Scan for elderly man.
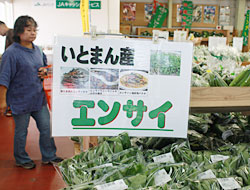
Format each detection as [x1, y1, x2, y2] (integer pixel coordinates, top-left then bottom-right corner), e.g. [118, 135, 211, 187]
[0, 21, 13, 116]
[0, 21, 14, 50]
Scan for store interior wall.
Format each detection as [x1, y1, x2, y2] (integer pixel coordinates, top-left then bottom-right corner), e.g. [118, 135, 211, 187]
[11, 0, 119, 49]
[0, 0, 13, 54]
[121, 0, 237, 27]
[12, 0, 83, 48]
[91, 0, 120, 33]
[1, 0, 250, 53]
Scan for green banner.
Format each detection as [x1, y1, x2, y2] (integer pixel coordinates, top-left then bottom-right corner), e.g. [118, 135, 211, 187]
[242, 10, 250, 46]
[56, 0, 80, 9]
[181, 1, 193, 29]
[90, 1, 101, 9]
[148, 6, 168, 28]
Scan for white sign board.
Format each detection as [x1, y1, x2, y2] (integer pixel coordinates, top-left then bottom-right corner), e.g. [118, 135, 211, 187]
[208, 37, 227, 50]
[233, 37, 243, 52]
[52, 36, 193, 137]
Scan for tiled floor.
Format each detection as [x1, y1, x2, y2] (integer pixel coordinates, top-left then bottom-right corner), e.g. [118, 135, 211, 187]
[0, 115, 74, 190]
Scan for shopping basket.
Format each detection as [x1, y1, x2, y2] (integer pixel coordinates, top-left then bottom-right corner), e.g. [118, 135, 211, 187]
[42, 65, 53, 111]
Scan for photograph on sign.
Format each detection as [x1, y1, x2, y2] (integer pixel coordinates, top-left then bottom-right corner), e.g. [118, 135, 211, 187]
[219, 6, 230, 26]
[60, 67, 89, 89]
[90, 68, 119, 90]
[52, 36, 193, 138]
[123, 3, 136, 21]
[192, 5, 202, 22]
[204, 6, 216, 24]
[176, 4, 183, 22]
[119, 69, 148, 91]
[150, 51, 181, 76]
[144, 4, 153, 21]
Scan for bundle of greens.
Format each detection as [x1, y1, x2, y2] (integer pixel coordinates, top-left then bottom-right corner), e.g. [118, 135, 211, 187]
[192, 45, 250, 87]
[188, 113, 212, 134]
[60, 129, 250, 190]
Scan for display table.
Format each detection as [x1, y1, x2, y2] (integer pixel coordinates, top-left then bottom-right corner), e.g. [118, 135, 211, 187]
[190, 87, 250, 113]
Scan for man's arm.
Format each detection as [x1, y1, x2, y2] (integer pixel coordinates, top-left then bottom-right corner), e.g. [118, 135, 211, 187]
[5, 29, 14, 50]
[0, 85, 7, 116]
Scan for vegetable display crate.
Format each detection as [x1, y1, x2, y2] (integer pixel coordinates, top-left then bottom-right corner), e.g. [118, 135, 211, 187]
[73, 142, 81, 155]
[190, 87, 250, 113]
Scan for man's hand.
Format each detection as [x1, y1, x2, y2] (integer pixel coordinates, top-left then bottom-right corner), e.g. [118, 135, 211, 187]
[0, 101, 7, 116]
[0, 85, 7, 116]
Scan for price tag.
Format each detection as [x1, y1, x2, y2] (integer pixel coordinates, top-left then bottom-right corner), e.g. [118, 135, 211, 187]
[208, 37, 227, 51]
[95, 179, 128, 190]
[197, 169, 216, 180]
[154, 169, 171, 186]
[153, 152, 175, 163]
[233, 37, 243, 52]
[210, 155, 229, 163]
[217, 178, 241, 190]
[92, 163, 113, 170]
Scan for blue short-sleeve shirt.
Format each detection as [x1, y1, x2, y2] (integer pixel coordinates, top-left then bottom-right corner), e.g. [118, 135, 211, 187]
[0, 42, 47, 115]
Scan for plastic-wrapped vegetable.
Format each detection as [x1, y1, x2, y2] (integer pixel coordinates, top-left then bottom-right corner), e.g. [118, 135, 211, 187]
[188, 130, 212, 150]
[170, 141, 196, 164]
[188, 114, 212, 134]
[229, 69, 250, 86]
[188, 179, 221, 190]
[191, 73, 209, 87]
[59, 132, 250, 189]
[214, 124, 243, 143]
[242, 185, 250, 190]
[236, 165, 250, 186]
[70, 136, 81, 143]
[203, 70, 228, 87]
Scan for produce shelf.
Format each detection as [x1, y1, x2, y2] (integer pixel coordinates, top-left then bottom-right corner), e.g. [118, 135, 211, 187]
[190, 87, 250, 113]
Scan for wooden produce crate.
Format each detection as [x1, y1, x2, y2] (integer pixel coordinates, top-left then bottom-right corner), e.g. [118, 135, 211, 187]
[189, 29, 230, 45]
[120, 25, 131, 35]
[190, 87, 250, 113]
[73, 142, 81, 155]
[136, 27, 184, 40]
[73, 136, 99, 155]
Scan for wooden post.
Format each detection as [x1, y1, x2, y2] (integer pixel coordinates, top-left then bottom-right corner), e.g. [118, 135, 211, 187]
[226, 30, 230, 45]
[235, 0, 246, 32]
[247, 28, 250, 51]
[168, 0, 173, 28]
[82, 136, 98, 151]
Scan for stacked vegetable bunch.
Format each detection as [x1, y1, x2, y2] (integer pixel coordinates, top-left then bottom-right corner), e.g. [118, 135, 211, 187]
[192, 46, 250, 87]
[61, 127, 250, 190]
